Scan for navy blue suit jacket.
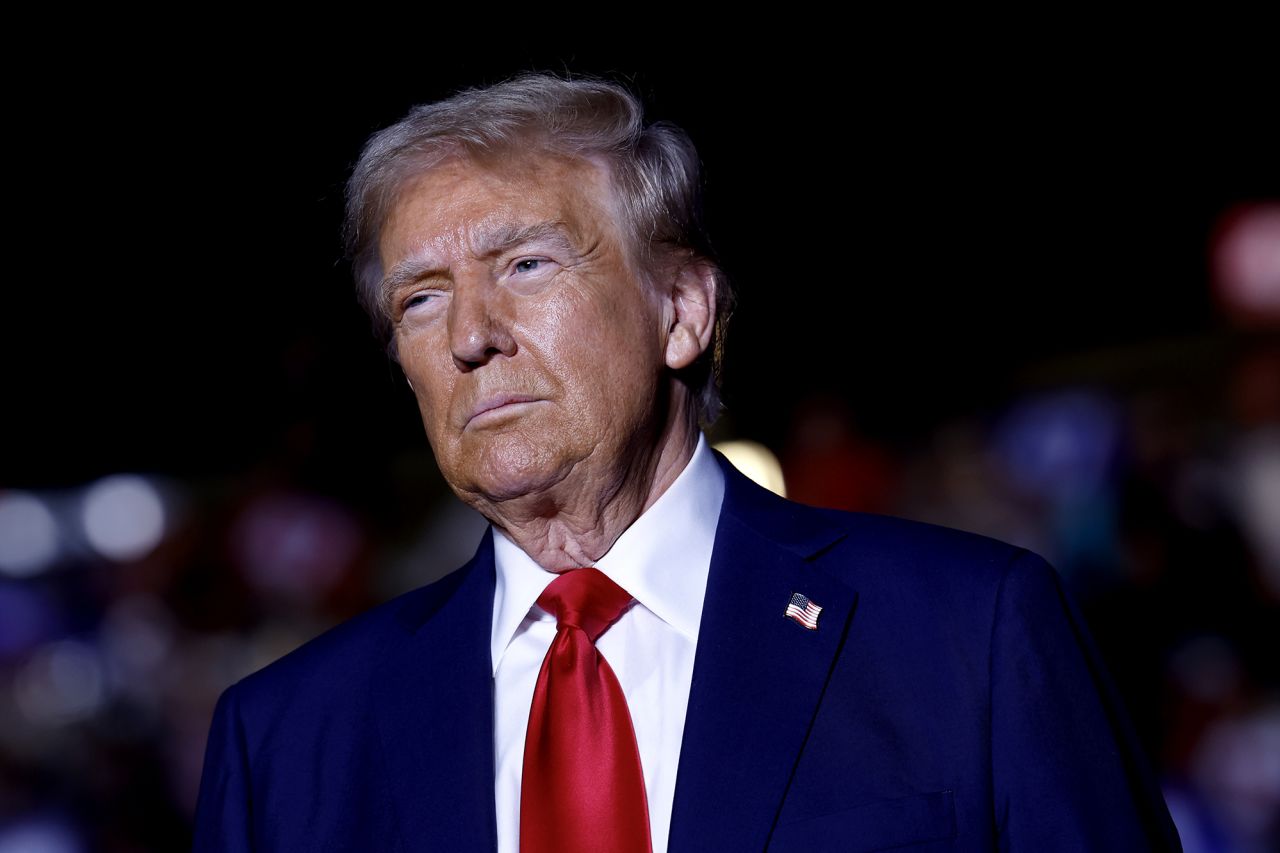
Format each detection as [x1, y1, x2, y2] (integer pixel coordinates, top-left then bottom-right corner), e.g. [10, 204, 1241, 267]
[193, 453, 1180, 851]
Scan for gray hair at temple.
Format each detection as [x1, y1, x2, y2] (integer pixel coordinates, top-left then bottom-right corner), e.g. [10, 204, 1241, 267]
[343, 72, 733, 424]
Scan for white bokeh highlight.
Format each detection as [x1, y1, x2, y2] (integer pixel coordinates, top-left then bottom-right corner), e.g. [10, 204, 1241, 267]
[81, 475, 165, 562]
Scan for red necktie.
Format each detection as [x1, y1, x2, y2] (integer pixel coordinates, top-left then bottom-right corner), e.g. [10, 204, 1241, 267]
[520, 568, 652, 853]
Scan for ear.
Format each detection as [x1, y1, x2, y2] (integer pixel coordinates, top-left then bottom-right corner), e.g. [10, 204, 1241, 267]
[663, 259, 718, 371]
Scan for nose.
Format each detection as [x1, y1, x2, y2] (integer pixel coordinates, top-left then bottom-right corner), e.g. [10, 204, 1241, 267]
[447, 274, 517, 371]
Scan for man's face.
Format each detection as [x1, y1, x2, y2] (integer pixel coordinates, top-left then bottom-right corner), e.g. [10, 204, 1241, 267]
[377, 154, 670, 506]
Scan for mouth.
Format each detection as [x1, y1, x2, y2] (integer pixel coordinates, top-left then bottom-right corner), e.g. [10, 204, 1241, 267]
[464, 394, 544, 429]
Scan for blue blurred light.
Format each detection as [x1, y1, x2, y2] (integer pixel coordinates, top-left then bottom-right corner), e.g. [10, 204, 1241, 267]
[0, 816, 85, 853]
[992, 389, 1123, 502]
[0, 582, 62, 660]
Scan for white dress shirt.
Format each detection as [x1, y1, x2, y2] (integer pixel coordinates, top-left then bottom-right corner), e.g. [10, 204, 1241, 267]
[491, 433, 725, 853]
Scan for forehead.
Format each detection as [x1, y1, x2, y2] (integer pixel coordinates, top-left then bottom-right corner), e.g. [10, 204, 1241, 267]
[378, 152, 623, 262]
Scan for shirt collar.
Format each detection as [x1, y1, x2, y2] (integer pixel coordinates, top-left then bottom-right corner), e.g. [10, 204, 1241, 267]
[490, 433, 725, 675]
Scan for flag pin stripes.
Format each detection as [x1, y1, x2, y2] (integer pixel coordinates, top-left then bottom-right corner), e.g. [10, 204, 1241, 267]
[784, 592, 822, 630]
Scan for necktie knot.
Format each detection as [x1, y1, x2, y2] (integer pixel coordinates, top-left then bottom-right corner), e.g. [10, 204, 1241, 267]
[540, 563, 634, 637]
[537, 567, 634, 644]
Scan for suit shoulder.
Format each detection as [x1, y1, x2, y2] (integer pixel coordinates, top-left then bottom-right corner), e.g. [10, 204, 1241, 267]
[791, 504, 1067, 657]
[832, 506, 1027, 563]
[798, 500, 1042, 595]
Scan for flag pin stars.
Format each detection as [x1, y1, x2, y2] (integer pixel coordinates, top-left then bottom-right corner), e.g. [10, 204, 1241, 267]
[784, 592, 822, 630]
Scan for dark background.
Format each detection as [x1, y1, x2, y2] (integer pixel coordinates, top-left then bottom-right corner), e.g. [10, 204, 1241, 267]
[2, 43, 1277, 851]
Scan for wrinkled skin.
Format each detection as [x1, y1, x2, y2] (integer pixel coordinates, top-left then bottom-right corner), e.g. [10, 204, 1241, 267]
[377, 153, 716, 570]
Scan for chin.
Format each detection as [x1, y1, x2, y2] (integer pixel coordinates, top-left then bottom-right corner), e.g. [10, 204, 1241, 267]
[449, 438, 579, 504]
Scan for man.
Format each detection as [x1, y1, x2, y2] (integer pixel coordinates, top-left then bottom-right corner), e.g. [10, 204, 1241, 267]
[193, 74, 1181, 851]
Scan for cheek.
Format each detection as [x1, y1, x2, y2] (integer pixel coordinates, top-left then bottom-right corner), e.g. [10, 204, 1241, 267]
[398, 340, 456, 423]
[545, 292, 663, 413]
[538, 278, 659, 360]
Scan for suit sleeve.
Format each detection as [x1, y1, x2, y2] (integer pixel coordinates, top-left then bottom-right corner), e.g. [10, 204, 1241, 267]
[990, 550, 1182, 852]
[192, 682, 255, 853]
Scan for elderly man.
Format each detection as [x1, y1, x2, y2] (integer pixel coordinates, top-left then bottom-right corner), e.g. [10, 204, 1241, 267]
[193, 74, 1181, 852]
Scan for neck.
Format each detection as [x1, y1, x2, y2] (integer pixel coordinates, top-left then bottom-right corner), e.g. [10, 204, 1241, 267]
[475, 401, 700, 571]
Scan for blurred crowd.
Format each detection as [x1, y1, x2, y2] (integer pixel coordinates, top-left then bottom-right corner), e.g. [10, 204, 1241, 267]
[2, 206, 1277, 852]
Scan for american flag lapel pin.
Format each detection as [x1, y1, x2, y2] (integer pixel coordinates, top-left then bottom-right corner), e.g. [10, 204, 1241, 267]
[784, 592, 822, 630]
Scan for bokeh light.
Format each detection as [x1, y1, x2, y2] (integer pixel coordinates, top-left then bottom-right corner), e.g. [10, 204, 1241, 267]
[80, 475, 166, 563]
[1213, 202, 1280, 323]
[0, 583, 62, 660]
[991, 390, 1123, 502]
[1230, 427, 1280, 597]
[13, 639, 108, 726]
[229, 492, 362, 604]
[0, 818, 85, 853]
[0, 491, 59, 577]
[713, 440, 787, 496]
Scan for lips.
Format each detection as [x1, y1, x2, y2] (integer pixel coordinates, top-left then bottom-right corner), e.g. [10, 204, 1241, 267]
[464, 393, 543, 428]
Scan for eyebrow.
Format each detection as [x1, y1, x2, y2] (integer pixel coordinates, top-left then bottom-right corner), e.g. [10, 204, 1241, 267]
[378, 220, 578, 314]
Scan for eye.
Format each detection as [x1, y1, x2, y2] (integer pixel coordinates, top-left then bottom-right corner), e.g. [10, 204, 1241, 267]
[503, 256, 559, 295]
[400, 290, 445, 317]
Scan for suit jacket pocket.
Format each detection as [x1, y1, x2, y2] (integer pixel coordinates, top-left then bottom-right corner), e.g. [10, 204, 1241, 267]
[769, 789, 955, 852]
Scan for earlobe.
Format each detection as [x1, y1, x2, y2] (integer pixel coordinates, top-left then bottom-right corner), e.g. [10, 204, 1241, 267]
[663, 260, 717, 371]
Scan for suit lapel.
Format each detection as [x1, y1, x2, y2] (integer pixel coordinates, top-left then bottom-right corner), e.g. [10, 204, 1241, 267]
[371, 529, 498, 853]
[668, 455, 859, 852]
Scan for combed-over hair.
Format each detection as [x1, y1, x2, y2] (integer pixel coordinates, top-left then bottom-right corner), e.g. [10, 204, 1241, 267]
[343, 72, 733, 423]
